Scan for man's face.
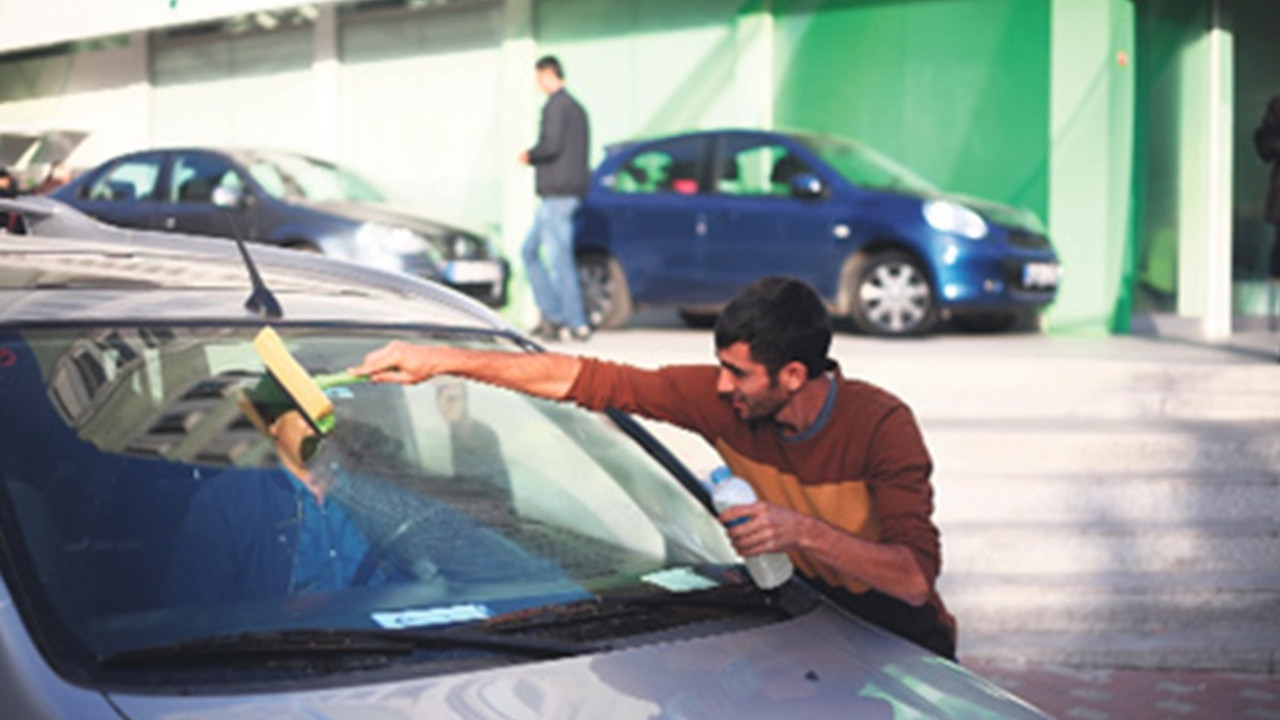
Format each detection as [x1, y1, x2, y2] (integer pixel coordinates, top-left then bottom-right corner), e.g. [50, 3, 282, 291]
[535, 67, 559, 95]
[435, 381, 468, 424]
[715, 342, 794, 422]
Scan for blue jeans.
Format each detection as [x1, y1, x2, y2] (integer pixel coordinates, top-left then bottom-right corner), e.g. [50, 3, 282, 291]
[522, 196, 587, 329]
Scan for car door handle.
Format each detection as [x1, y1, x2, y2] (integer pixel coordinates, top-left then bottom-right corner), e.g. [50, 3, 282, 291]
[164, 216, 177, 230]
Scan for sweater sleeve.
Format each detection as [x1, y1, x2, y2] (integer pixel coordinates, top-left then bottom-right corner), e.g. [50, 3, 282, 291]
[565, 358, 727, 440]
[865, 405, 941, 584]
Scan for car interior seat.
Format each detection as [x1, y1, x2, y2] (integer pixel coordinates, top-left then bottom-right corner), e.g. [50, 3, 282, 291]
[105, 180, 136, 202]
[661, 160, 700, 195]
[178, 177, 217, 204]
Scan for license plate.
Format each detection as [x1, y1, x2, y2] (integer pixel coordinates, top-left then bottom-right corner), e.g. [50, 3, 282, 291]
[1022, 262, 1060, 289]
[445, 260, 503, 285]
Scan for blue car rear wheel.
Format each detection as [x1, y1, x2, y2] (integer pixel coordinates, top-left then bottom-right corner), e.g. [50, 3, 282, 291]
[577, 252, 633, 329]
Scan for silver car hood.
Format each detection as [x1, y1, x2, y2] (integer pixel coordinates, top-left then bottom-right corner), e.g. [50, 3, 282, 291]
[107, 605, 1049, 720]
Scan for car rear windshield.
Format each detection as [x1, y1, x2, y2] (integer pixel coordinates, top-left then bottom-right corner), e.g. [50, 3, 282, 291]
[0, 324, 748, 685]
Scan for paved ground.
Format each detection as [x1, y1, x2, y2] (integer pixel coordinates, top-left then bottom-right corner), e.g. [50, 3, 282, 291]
[561, 310, 1280, 719]
[966, 659, 1280, 720]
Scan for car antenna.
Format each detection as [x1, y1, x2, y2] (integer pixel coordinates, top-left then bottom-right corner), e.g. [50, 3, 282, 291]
[236, 237, 282, 318]
[218, 187, 282, 318]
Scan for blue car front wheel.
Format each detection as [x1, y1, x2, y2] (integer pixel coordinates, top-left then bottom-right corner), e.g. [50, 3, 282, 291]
[847, 251, 938, 337]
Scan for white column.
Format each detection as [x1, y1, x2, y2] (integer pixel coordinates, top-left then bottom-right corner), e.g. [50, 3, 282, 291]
[1176, 0, 1233, 339]
[499, 0, 539, 327]
[312, 4, 340, 159]
[1203, 0, 1234, 338]
[733, 2, 774, 130]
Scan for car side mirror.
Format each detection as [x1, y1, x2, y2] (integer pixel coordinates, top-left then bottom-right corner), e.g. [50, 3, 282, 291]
[212, 185, 245, 209]
[790, 173, 825, 199]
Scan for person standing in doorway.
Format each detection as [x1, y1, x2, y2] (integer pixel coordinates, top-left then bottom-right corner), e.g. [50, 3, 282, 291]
[519, 55, 592, 342]
[1254, 93, 1280, 359]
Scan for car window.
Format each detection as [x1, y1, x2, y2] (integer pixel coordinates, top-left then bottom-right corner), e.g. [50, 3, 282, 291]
[610, 137, 707, 195]
[714, 138, 814, 198]
[798, 135, 938, 194]
[0, 325, 746, 685]
[82, 155, 163, 202]
[168, 152, 243, 205]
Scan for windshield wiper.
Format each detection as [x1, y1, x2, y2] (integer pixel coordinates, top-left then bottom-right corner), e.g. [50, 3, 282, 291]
[604, 579, 816, 617]
[482, 581, 815, 641]
[100, 626, 596, 668]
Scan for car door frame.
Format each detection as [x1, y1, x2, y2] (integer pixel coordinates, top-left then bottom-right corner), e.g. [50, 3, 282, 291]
[592, 134, 716, 305]
[697, 132, 852, 302]
[154, 150, 259, 243]
[66, 151, 169, 231]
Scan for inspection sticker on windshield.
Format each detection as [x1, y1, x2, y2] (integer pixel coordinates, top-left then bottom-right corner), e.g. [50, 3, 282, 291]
[372, 604, 492, 629]
[641, 567, 720, 593]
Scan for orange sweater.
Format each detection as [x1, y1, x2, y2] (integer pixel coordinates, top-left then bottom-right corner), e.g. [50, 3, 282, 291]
[567, 358, 956, 657]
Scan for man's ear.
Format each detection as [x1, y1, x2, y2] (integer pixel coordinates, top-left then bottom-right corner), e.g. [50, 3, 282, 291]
[778, 361, 808, 392]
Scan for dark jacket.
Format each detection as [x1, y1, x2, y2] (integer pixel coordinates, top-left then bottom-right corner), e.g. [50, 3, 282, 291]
[528, 89, 590, 198]
[1254, 94, 1280, 226]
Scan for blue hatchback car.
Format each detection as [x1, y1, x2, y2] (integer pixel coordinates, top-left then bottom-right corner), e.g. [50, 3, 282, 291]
[574, 129, 1061, 336]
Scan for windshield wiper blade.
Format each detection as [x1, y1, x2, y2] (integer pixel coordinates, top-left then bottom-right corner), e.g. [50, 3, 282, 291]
[100, 626, 595, 668]
[606, 580, 814, 618]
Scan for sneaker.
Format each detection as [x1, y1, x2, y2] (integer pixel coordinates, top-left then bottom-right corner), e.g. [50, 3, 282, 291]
[564, 325, 592, 342]
[530, 320, 561, 341]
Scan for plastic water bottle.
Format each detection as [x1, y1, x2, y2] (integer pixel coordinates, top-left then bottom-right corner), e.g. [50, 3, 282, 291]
[707, 466, 794, 590]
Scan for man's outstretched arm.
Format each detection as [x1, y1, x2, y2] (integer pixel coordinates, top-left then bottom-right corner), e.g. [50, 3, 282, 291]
[349, 342, 584, 400]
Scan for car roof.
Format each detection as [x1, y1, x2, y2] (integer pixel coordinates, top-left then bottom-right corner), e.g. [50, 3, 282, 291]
[0, 197, 516, 331]
[76, 145, 330, 168]
[603, 128, 800, 155]
[602, 128, 873, 157]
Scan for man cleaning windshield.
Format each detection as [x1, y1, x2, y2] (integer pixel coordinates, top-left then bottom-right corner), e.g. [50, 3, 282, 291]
[350, 276, 956, 659]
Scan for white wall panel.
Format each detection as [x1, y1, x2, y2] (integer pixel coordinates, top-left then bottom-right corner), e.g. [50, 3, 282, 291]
[150, 28, 314, 151]
[338, 3, 504, 233]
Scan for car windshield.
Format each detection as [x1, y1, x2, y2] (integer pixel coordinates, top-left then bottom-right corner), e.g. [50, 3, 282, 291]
[797, 135, 938, 195]
[247, 152, 389, 204]
[0, 324, 753, 683]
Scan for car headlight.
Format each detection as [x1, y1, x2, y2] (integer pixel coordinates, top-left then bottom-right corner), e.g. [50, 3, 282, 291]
[923, 199, 989, 240]
[449, 234, 487, 260]
[351, 222, 445, 273]
[356, 222, 428, 254]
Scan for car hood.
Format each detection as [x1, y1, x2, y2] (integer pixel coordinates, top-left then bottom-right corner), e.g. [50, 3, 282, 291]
[304, 199, 487, 245]
[944, 193, 1046, 234]
[106, 605, 1049, 720]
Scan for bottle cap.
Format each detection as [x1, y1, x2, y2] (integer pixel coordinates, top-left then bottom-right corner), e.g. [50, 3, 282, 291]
[709, 466, 732, 485]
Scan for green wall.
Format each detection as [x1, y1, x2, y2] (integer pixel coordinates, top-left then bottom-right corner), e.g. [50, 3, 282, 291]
[773, 0, 1051, 221]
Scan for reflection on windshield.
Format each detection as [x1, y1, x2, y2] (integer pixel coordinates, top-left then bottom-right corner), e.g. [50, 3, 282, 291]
[798, 135, 937, 195]
[248, 152, 388, 204]
[0, 325, 743, 680]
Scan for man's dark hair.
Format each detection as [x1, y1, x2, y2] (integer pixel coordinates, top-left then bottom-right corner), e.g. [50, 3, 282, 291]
[714, 276, 832, 379]
[535, 55, 563, 79]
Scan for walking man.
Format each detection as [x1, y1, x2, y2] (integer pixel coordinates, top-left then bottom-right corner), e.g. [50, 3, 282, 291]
[350, 276, 957, 659]
[519, 55, 592, 342]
